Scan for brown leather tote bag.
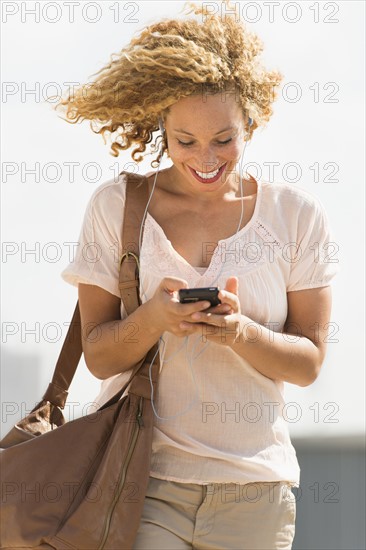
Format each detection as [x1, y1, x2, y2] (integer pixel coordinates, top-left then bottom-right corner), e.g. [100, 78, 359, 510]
[0, 171, 159, 550]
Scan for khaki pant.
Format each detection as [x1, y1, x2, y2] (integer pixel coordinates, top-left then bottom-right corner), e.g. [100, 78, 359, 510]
[133, 476, 296, 550]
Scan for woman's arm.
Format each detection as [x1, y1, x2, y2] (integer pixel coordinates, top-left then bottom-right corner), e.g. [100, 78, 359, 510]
[78, 278, 229, 380]
[78, 283, 162, 380]
[179, 278, 333, 387]
[230, 286, 332, 387]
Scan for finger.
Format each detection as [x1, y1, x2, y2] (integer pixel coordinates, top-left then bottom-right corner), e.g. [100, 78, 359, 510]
[179, 320, 202, 333]
[180, 321, 221, 341]
[224, 276, 239, 295]
[205, 302, 232, 315]
[161, 277, 189, 294]
[217, 289, 239, 310]
[175, 300, 212, 315]
[189, 311, 224, 326]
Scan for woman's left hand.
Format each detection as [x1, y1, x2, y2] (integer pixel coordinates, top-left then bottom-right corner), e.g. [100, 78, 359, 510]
[179, 276, 245, 346]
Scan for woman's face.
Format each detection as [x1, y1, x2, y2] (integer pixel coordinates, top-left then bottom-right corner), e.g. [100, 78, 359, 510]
[164, 92, 248, 195]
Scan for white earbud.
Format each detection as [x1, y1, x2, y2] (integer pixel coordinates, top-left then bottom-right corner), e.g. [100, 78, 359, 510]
[158, 117, 165, 135]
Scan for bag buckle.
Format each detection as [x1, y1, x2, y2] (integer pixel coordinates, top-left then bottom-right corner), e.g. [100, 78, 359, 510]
[120, 251, 140, 270]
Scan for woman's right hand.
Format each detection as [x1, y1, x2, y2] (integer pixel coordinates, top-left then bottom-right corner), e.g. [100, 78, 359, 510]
[146, 277, 230, 338]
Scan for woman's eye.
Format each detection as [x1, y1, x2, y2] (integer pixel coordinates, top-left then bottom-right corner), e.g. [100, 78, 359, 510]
[177, 138, 232, 147]
[177, 140, 194, 147]
[218, 138, 232, 145]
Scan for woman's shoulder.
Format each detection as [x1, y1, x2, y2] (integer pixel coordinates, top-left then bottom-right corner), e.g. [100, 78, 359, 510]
[87, 170, 147, 213]
[258, 180, 329, 241]
[259, 179, 327, 224]
[260, 179, 322, 208]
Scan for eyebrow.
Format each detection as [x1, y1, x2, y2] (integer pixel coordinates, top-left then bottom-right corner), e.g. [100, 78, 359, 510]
[173, 126, 234, 136]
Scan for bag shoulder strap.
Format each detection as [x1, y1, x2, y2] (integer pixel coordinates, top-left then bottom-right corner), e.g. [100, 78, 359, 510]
[118, 170, 149, 314]
[42, 170, 154, 409]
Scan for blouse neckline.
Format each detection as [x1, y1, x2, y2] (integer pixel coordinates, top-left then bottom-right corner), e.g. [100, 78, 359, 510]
[143, 174, 263, 278]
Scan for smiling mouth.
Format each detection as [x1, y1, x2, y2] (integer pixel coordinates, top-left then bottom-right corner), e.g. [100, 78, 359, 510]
[189, 163, 227, 183]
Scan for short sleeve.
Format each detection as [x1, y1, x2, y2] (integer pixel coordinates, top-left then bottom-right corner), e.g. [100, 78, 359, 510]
[286, 198, 340, 292]
[61, 177, 127, 304]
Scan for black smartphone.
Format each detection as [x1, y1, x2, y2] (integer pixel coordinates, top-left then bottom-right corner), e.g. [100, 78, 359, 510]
[179, 287, 221, 307]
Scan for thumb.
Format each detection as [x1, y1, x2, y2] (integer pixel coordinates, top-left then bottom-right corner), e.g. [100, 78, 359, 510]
[160, 276, 189, 294]
[224, 276, 239, 296]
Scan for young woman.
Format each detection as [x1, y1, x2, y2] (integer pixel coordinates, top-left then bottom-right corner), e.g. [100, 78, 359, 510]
[59, 1, 339, 548]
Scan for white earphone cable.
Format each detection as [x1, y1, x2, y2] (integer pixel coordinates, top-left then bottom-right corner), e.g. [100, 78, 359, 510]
[136, 122, 251, 420]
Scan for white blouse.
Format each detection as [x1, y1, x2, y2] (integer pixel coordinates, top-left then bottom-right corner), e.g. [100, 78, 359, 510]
[61, 171, 340, 486]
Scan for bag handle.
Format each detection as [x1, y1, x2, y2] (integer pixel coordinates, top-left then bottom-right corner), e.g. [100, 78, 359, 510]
[42, 171, 158, 409]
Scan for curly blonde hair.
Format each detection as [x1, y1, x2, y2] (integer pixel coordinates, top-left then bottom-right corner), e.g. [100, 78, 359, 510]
[54, 0, 282, 168]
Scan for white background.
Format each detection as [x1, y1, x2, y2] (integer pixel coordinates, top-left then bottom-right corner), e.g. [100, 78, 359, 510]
[1, 1, 365, 438]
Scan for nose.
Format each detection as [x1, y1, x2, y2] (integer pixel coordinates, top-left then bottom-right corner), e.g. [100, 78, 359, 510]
[194, 146, 219, 172]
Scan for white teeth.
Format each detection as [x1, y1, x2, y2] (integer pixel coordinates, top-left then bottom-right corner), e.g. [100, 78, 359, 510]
[194, 167, 221, 179]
